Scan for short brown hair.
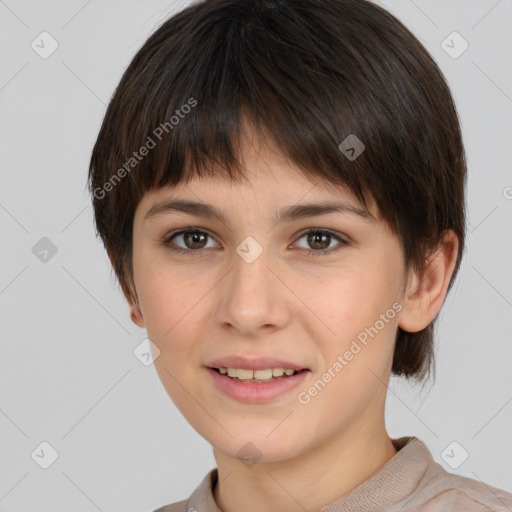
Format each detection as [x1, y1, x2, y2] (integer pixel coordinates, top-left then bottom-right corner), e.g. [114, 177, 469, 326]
[88, 0, 467, 383]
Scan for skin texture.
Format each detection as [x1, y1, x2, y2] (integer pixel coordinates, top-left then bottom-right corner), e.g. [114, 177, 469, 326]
[125, 129, 459, 512]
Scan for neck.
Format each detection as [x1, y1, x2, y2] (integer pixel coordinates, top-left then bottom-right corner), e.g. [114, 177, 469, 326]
[213, 420, 398, 512]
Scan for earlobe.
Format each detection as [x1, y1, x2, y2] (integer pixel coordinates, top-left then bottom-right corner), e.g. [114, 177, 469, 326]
[121, 281, 146, 328]
[119, 273, 145, 327]
[129, 299, 146, 327]
[398, 230, 459, 333]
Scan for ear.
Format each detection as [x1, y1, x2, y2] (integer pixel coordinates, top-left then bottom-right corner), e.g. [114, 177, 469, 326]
[122, 284, 145, 328]
[107, 247, 146, 328]
[119, 275, 145, 329]
[128, 296, 146, 328]
[398, 230, 459, 332]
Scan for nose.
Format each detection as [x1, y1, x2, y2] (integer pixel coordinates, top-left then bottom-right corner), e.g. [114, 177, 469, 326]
[213, 240, 291, 336]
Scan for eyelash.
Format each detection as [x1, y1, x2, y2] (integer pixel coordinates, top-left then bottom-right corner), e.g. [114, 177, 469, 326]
[162, 227, 348, 257]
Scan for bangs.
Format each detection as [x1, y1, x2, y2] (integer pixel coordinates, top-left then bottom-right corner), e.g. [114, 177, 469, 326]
[105, 0, 394, 212]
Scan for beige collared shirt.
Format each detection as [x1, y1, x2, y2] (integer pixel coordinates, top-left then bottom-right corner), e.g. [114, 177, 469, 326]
[153, 436, 512, 511]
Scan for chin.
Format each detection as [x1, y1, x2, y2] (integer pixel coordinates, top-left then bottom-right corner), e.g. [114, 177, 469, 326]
[209, 427, 310, 465]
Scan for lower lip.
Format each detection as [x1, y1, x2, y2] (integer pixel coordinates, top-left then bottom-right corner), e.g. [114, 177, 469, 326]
[206, 367, 310, 403]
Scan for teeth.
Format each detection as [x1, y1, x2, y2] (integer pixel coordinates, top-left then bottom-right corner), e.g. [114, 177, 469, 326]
[239, 368, 257, 379]
[217, 367, 299, 381]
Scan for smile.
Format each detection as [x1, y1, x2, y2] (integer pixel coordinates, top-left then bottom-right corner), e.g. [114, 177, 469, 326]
[216, 367, 298, 382]
[207, 367, 310, 403]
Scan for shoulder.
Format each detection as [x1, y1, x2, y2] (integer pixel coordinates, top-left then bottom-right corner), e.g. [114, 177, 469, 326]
[384, 437, 512, 512]
[432, 473, 512, 511]
[152, 498, 189, 512]
[151, 467, 219, 512]
[406, 461, 512, 511]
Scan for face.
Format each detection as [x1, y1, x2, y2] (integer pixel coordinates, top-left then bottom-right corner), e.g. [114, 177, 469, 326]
[130, 133, 410, 463]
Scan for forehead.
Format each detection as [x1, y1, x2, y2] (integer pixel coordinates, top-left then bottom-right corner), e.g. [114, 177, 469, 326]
[138, 173, 379, 233]
[137, 127, 379, 221]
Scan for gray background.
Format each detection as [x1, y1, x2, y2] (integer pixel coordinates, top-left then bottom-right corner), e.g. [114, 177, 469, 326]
[0, 0, 511, 511]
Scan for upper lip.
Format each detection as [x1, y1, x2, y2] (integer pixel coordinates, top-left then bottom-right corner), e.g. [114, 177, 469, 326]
[206, 356, 309, 371]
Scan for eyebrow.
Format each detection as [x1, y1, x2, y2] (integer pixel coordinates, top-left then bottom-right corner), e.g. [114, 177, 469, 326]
[144, 199, 374, 225]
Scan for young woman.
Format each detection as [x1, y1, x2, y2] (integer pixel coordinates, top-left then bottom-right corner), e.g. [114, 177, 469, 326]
[88, 0, 512, 510]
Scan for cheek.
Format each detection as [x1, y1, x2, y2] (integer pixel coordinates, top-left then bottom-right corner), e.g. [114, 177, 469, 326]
[294, 265, 398, 371]
[137, 263, 206, 403]
[135, 256, 207, 342]
[293, 266, 384, 335]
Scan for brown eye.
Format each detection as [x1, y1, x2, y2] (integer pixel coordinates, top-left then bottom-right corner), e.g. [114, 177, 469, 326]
[164, 229, 219, 254]
[306, 231, 331, 251]
[294, 229, 347, 256]
[182, 231, 208, 249]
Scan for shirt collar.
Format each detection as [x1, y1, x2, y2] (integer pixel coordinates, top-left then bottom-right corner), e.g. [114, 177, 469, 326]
[186, 436, 432, 512]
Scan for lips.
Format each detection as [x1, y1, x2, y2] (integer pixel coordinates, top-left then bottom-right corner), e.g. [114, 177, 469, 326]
[205, 355, 308, 371]
[206, 366, 310, 403]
